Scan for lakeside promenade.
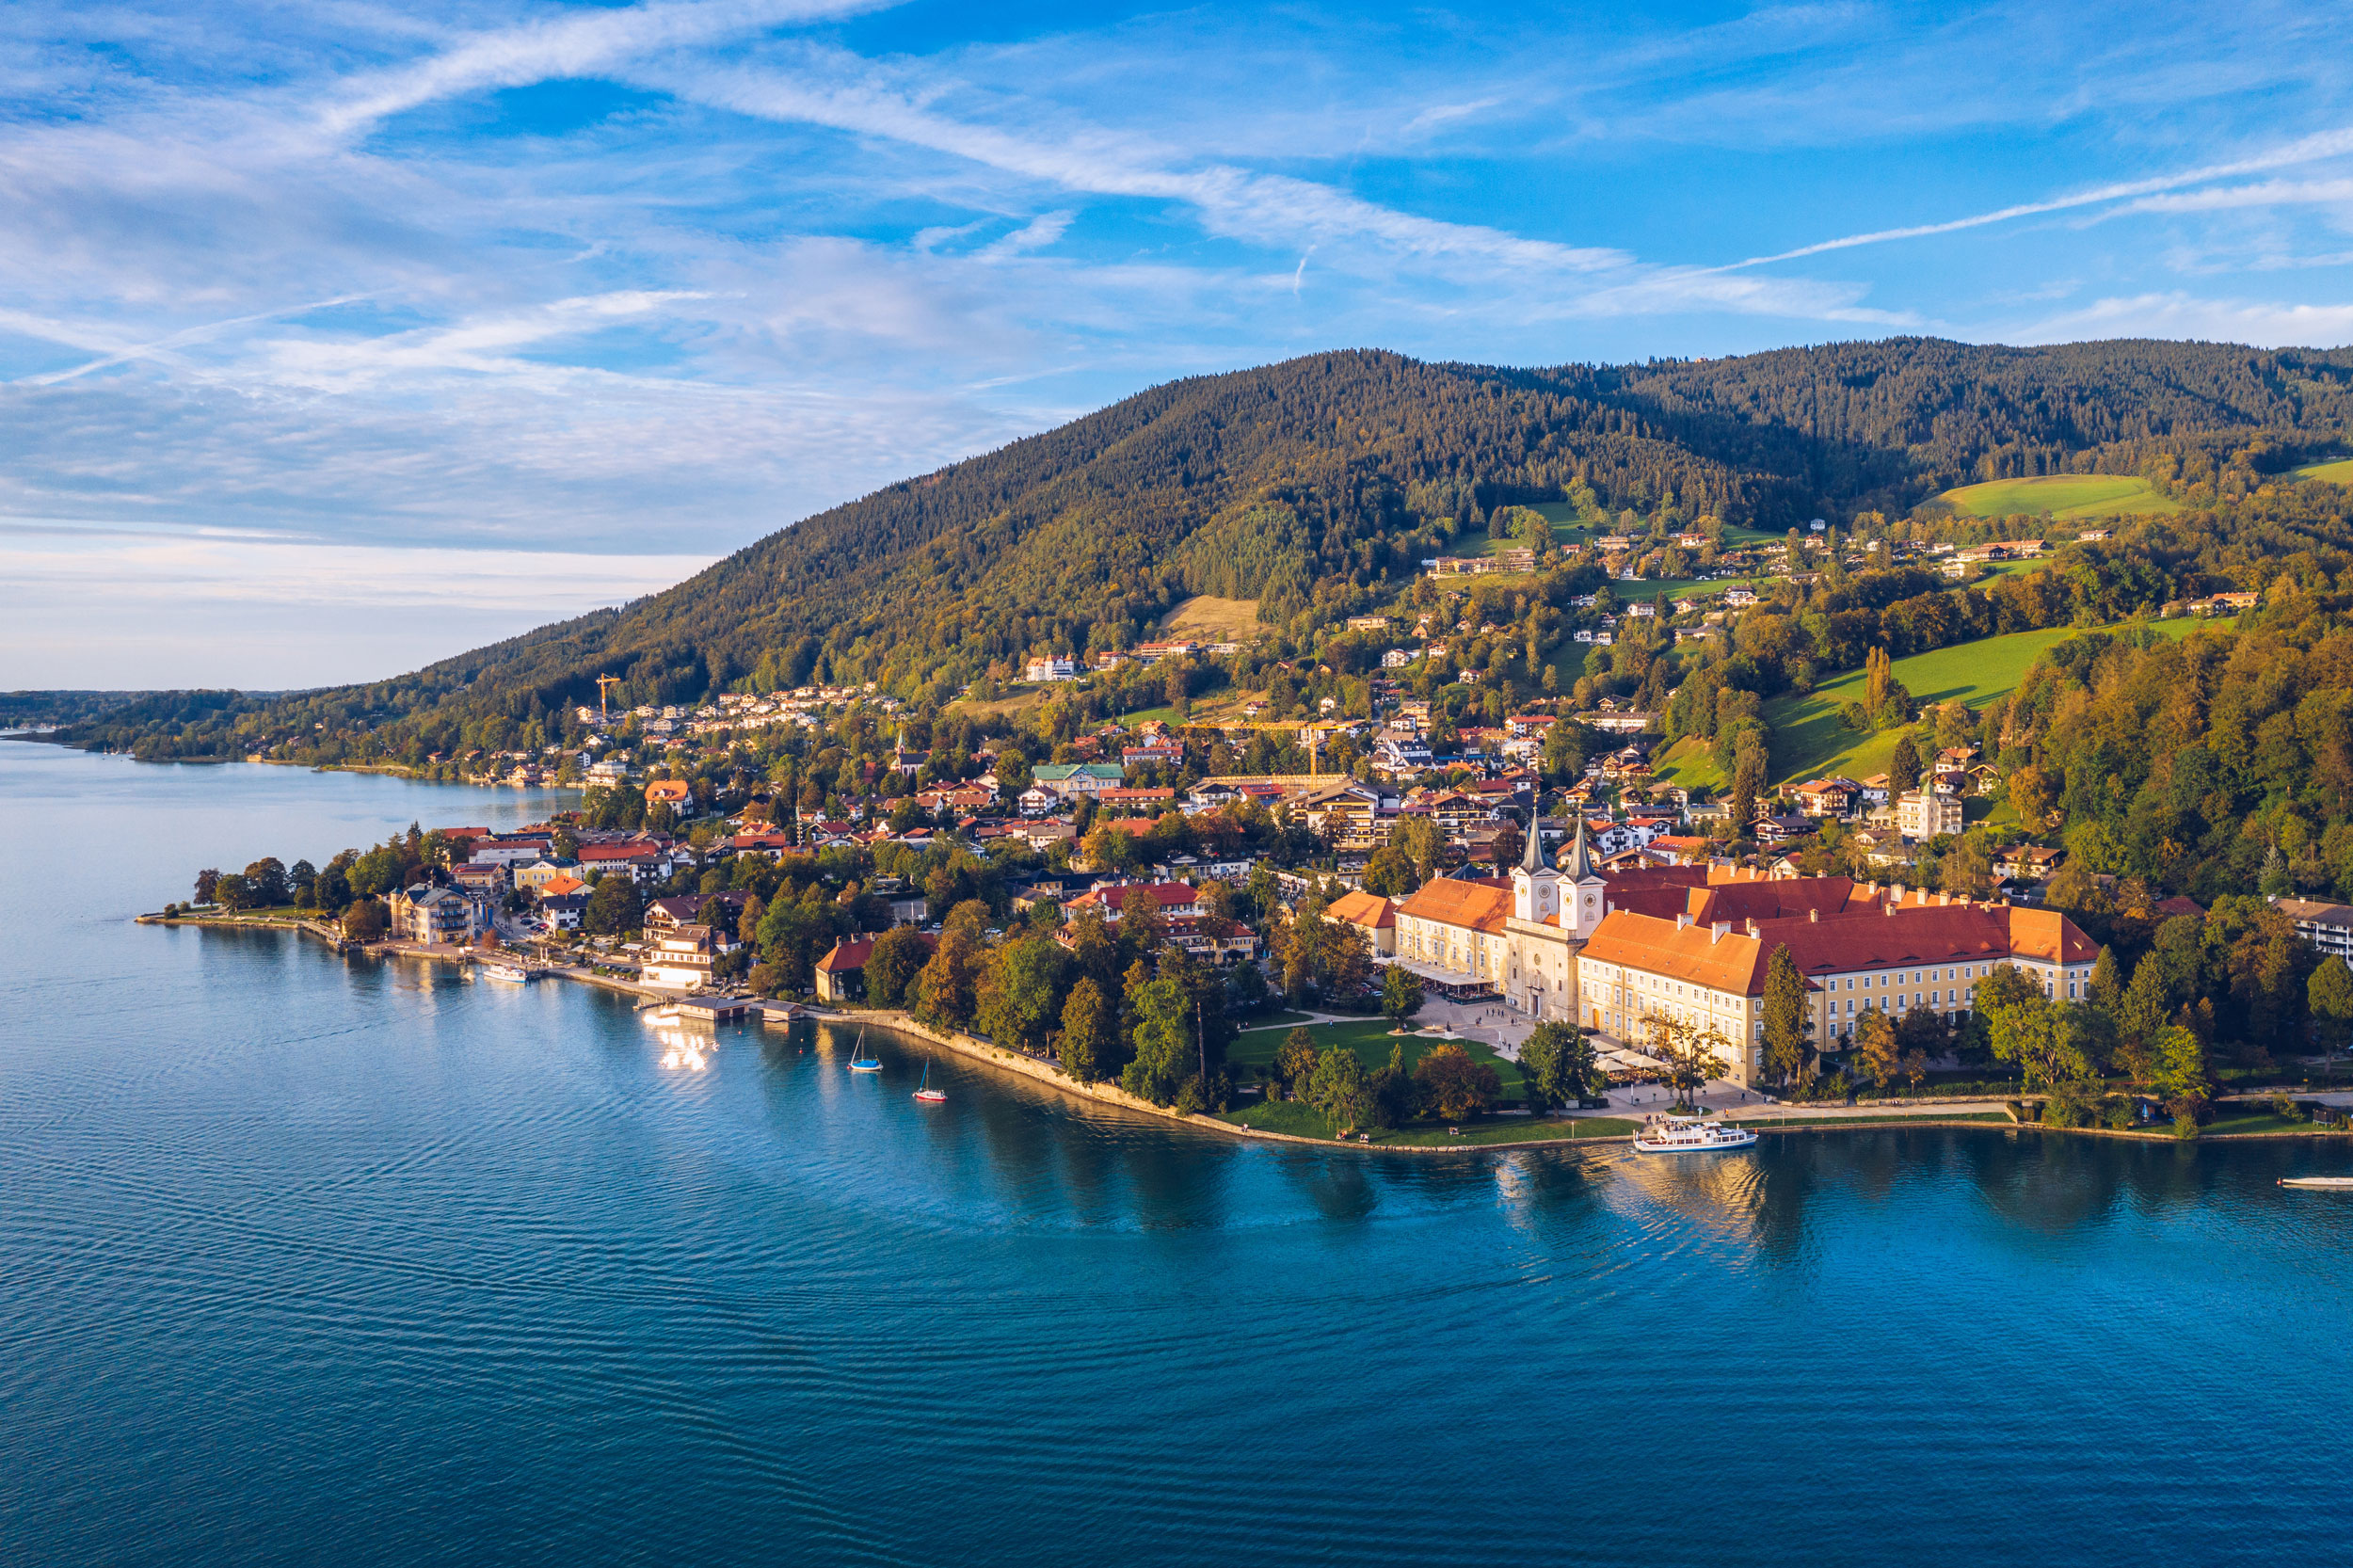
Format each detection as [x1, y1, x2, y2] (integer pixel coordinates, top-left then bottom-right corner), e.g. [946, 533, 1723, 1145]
[139, 909, 2353, 1150]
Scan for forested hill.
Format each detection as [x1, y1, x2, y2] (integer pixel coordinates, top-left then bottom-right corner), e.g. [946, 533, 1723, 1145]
[65, 337, 2353, 758]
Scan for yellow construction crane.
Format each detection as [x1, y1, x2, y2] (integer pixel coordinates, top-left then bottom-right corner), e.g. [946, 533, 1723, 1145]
[595, 675, 624, 721]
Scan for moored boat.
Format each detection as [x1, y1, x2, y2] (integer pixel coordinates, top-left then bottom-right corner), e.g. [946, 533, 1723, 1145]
[1631, 1114, 1758, 1153]
[479, 959, 530, 984]
[848, 1029, 882, 1072]
[913, 1062, 945, 1102]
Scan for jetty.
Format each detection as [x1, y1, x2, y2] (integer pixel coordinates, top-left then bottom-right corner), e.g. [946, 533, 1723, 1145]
[2280, 1176, 2353, 1189]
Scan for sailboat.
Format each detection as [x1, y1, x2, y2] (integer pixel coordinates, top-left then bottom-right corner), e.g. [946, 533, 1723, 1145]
[847, 1029, 883, 1072]
[912, 1062, 946, 1103]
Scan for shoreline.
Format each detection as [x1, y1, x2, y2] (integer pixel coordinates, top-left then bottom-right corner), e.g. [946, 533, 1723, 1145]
[138, 914, 2353, 1151]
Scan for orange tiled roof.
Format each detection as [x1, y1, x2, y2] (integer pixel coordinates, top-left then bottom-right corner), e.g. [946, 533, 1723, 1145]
[1586, 900, 2098, 994]
[1582, 913, 1768, 992]
[1396, 875, 1513, 935]
[1324, 889, 1396, 930]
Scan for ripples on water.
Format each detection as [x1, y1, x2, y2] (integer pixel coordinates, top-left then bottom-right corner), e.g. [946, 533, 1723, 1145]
[3, 744, 2350, 1567]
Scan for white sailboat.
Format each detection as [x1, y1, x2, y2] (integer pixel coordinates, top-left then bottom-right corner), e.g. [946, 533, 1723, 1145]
[912, 1062, 945, 1102]
[848, 1030, 882, 1072]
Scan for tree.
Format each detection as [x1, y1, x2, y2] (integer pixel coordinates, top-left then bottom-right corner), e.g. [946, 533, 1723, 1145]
[975, 936, 1068, 1055]
[1275, 1027, 1321, 1098]
[584, 875, 641, 936]
[1389, 814, 1445, 887]
[1520, 1020, 1595, 1112]
[1116, 884, 1168, 952]
[1380, 964, 1425, 1024]
[1307, 1047, 1369, 1132]
[1731, 748, 1766, 835]
[1888, 734, 1923, 793]
[2007, 764, 2057, 827]
[2311, 957, 2353, 1058]
[2150, 1023, 2211, 1121]
[1120, 974, 1194, 1106]
[194, 868, 221, 905]
[342, 898, 389, 941]
[1057, 975, 1116, 1081]
[1490, 820, 1525, 870]
[1762, 944, 1810, 1083]
[241, 857, 290, 907]
[1640, 1016, 1733, 1110]
[2114, 953, 2172, 1082]
[1365, 1044, 1412, 1130]
[913, 929, 983, 1031]
[1978, 968, 2098, 1091]
[1853, 1006, 1900, 1092]
[1413, 1043, 1500, 1120]
[2088, 946, 2122, 1011]
[865, 926, 929, 1008]
[213, 872, 255, 911]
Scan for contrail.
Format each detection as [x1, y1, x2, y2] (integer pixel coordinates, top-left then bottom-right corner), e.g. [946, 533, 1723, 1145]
[1720, 124, 2353, 269]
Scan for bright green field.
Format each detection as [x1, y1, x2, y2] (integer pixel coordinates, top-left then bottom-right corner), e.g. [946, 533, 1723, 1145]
[2294, 457, 2353, 484]
[1936, 474, 2180, 520]
[1225, 1017, 1525, 1098]
[1764, 621, 2200, 785]
[1648, 735, 1725, 792]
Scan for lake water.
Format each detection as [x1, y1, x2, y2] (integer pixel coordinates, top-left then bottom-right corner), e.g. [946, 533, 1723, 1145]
[4, 741, 2350, 1567]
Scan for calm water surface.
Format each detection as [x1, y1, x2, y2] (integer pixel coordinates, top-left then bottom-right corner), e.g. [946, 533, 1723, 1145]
[3, 742, 2349, 1566]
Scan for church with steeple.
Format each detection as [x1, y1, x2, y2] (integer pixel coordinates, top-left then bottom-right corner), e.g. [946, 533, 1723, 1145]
[1388, 815, 1614, 1023]
[1501, 816, 1608, 1020]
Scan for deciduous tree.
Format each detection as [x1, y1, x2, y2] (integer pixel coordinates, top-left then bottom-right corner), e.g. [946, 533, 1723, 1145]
[1057, 975, 1116, 1081]
[1413, 1043, 1500, 1120]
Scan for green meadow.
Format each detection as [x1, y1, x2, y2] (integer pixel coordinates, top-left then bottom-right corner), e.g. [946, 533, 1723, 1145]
[2293, 456, 2353, 484]
[1936, 474, 2180, 520]
[1226, 1017, 1525, 1099]
[1763, 621, 2201, 785]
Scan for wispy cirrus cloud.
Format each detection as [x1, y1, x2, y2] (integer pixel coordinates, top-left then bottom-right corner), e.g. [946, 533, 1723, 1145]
[2, 0, 2352, 686]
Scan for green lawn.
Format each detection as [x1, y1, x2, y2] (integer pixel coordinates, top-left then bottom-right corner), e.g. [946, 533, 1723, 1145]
[1238, 1010, 1317, 1031]
[1225, 1017, 1525, 1098]
[1218, 1099, 1637, 1144]
[2199, 1109, 2338, 1138]
[2293, 456, 2353, 484]
[1763, 621, 2200, 785]
[1936, 474, 2182, 520]
[1648, 735, 1725, 792]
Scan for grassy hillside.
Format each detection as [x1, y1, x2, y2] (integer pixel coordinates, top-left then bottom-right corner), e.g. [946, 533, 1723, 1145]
[1158, 596, 1263, 641]
[1936, 473, 2181, 520]
[1649, 735, 1726, 792]
[1765, 621, 2200, 784]
[2294, 456, 2353, 483]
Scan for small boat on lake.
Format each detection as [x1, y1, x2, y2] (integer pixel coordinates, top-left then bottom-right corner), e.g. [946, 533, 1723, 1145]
[2280, 1176, 2353, 1189]
[1632, 1115, 1758, 1154]
[913, 1063, 945, 1103]
[848, 1030, 882, 1072]
[479, 960, 530, 984]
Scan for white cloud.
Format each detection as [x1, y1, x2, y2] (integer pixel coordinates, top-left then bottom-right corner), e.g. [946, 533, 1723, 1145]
[2005, 291, 2353, 346]
[0, 527, 717, 688]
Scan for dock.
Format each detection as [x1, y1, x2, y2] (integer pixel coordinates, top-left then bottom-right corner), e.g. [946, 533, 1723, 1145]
[2280, 1176, 2353, 1189]
[670, 994, 762, 1023]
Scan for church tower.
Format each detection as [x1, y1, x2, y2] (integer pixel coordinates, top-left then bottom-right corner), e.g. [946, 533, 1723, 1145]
[1512, 814, 1561, 923]
[1561, 814, 1609, 939]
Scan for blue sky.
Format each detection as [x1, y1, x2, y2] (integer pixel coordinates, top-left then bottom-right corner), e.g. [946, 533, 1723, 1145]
[6, 0, 2353, 687]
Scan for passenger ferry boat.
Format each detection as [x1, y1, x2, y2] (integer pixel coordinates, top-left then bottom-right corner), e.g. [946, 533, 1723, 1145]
[1631, 1114, 1758, 1153]
[479, 960, 531, 984]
